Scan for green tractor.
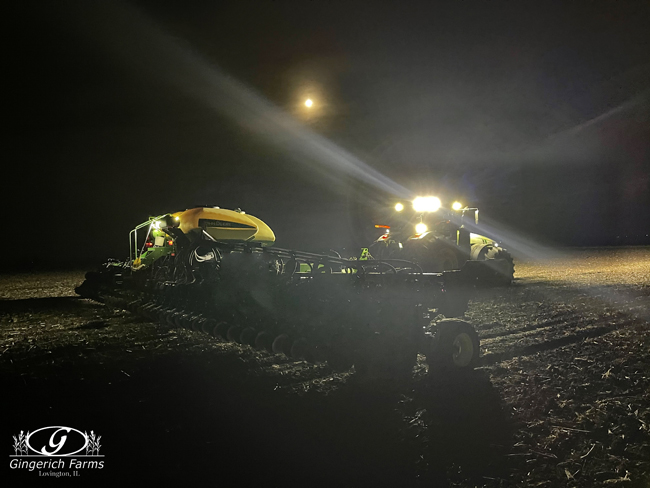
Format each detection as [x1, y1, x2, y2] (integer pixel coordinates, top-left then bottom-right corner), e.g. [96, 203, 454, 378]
[367, 196, 515, 285]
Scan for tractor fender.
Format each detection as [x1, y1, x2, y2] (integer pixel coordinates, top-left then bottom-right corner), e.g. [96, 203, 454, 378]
[470, 243, 493, 261]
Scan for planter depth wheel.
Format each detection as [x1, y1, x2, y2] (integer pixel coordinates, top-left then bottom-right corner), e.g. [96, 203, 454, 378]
[430, 319, 480, 372]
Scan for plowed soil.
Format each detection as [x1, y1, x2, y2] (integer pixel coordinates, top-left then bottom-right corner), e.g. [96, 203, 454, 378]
[2, 247, 649, 487]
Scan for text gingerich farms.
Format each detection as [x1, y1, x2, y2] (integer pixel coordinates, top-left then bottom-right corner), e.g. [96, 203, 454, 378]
[10, 458, 105, 471]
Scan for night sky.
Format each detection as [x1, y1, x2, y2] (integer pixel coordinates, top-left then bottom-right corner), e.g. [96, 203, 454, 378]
[6, 0, 650, 270]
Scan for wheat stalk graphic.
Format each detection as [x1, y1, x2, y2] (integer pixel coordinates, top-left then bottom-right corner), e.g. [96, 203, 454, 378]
[12, 431, 28, 455]
[84, 431, 102, 455]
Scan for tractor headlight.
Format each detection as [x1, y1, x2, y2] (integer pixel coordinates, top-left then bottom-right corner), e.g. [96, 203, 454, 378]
[394, 202, 404, 212]
[413, 196, 441, 212]
[452, 201, 463, 211]
[415, 222, 428, 234]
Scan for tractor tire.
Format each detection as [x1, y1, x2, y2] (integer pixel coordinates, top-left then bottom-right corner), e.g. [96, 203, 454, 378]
[428, 319, 479, 373]
[483, 247, 515, 286]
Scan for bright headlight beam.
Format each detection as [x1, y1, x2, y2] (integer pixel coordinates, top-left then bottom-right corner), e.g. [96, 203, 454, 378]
[452, 201, 463, 211]
[415, 222, 428, 234]
[413, 196, 441, 212]
[395, 202, 404, 212]
[75, 2, 412, 199]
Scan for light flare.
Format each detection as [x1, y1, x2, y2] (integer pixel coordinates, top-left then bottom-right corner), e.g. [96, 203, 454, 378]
[413, 196, 441, 213]
[72, 2, 412, 199]
[415, 222, 428, 234]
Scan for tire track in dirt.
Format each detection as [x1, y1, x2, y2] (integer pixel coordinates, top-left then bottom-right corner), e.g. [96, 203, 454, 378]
[479, 316, 643, 365]
[478, 310, 582, 340]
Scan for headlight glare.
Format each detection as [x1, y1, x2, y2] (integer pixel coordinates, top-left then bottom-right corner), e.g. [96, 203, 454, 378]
[413, 196, 441, 212]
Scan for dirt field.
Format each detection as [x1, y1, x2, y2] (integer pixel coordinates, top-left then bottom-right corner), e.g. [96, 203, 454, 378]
[2, 247, 649, 486]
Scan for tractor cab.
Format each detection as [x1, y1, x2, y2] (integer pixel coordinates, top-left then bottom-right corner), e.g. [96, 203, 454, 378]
[132, 220, 176, 268]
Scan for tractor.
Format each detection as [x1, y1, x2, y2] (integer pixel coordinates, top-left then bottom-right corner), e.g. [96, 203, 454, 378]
[367, 196, 515, 285]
